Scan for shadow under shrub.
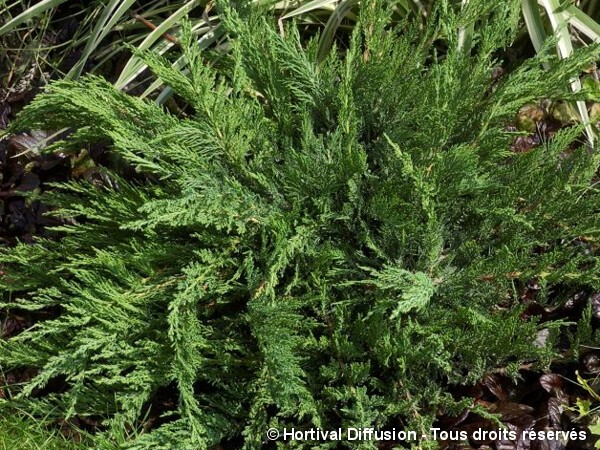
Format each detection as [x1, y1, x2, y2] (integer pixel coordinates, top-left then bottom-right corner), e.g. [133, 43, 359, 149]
[1, 0, 600, 448]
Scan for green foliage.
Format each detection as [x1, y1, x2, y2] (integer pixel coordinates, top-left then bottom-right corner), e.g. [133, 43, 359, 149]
[2, 1, 600, 448]
[590, 418, 600, 449]
[0, 414, 87, 450]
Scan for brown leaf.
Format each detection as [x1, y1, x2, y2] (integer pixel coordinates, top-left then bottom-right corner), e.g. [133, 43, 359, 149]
[16, 172, 40, 191]
[0, 314, 28, 338]
[590, 293, 600, 319]
[0, 102, 9, 129]
[521, 303, 542, 320]
[9, 130, 49, 155]
[540, 374, 564, 394]
[582, 352, 600, 374]
[547, 398, 563, 429]
[484, 374, 511, 401]
[488, 401, 534, 422]
[512, 135, 540, 153]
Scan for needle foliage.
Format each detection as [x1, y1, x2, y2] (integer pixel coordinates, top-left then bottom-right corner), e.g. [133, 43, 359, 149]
[2, 0, 600, 448]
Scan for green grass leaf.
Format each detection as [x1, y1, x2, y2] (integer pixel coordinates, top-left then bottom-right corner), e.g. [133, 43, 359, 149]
[0, 0, 68, 36]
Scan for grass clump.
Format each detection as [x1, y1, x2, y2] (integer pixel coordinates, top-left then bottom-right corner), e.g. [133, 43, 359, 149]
[1, 0, 600, 448]
[0, 414, 85, 450]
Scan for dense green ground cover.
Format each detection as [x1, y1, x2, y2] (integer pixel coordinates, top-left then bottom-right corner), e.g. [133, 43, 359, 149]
[1, 0, 600, 449]
[0, 415, 85, 450]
